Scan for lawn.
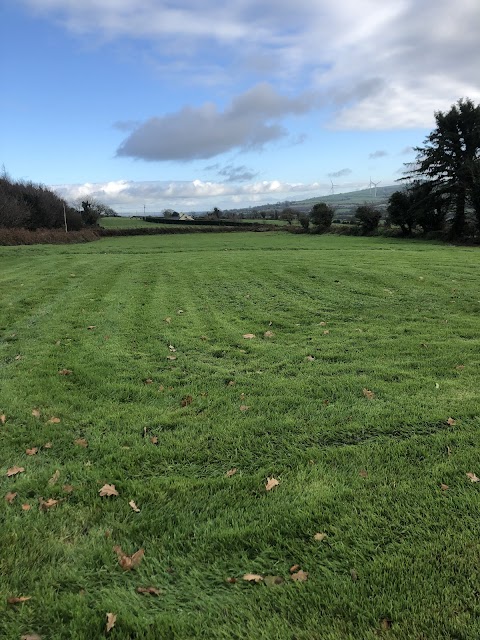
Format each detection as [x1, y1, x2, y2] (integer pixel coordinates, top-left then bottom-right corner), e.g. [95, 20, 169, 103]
[1, 233, 479, 639]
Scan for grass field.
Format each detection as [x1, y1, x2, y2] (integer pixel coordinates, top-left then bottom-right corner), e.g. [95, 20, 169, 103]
[1, 233, 479, 639]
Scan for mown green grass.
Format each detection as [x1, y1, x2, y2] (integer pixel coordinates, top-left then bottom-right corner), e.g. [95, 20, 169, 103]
[1, 233, 479, 640]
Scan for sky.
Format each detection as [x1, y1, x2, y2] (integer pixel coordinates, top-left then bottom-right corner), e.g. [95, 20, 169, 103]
[2, 1, 480, 214]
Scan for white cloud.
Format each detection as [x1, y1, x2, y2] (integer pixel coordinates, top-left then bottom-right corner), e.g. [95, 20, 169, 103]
[20, 0, 480, 131]
[53, 177, 359, 212]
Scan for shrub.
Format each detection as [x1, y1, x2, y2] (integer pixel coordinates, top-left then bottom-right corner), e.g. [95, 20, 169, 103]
[310, 202, 335, 231]
[354, 204, 382, 234]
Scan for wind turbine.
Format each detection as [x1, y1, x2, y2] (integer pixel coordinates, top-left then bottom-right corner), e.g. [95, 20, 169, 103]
[330, 180, 339, 195]
[369, 177, 381, 197]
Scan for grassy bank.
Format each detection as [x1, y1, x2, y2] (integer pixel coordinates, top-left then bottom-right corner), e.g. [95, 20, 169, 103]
[1, 233, 479, 639]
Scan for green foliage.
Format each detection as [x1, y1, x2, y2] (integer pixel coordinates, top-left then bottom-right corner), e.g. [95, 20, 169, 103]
[298, 213, 310, 230]
[387, 183, 449, 235]
[354, 204, 382, 233]
[407, 97, 480, 237]
[310, 202, 335, 230]
[279, 207, 295, 224]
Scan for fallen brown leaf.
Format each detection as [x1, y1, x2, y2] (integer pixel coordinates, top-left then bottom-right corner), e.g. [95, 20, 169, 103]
[323, 330, 330, 335]
[265, 477, 279, 491]
[144, 378, 153, 384]
[114, 546, 144, 571]
[87, 325, 96, 330]
[226, 468, 237, 477]
[168, 344, 176, 352]
[21, 635, 41, 640]
[106, 612, 117, 634]
[289, 564, 300, 573]
[226, 577, 237, 584]
[446, 417, 456, 426]
[48, 470, 60, 486]
[167, 355, 177, 361]
[63, 484, 74, 493]
[362, 388, 375, 400]
[242, 573, 263, 583]
[26, 448, 38, 456]
[129, 500, 141, 513]
[313, 532, 327, 542]
[39, 497, 60, 511]
[242, 333, 255, 339]
[58, 369, 73, 376]
[32, 409, 41, 418]
[239, 405, 250, 412]
[359, 469, 368, 478]
[466, 472, 480, 483]
[7, 596, 31, 605]
[380, 618, 392, 630]
[181, 395, 193, 407]
[291, 569, 308, 582]
[165, 316, 171, 324]
[440, 483, 449, 491]
[74, 438, 88, 448]
[306, 355, 315, 361]
[6, 466, 24, 477]
[350, 568, 358, 582]
[43, 442, 52, 449]
[264, 331, 275, 338]
[22, 504, 32, 511]
[5, 491, 17, 504]
[0, 414, 6, 424]
[48, 417, 61, 424]
[136, 586, 162, 596]
[455, 364, 465, 370]
[227, 380, 236, 386]
[99, 484, 119, 497]
[150, 436, 158, 444]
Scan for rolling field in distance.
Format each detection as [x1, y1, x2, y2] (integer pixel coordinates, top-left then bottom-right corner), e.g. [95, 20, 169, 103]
[1, 233, 479, 639]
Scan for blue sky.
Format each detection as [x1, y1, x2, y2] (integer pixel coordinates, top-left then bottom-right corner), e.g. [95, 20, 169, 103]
[2, 0, 479, 213]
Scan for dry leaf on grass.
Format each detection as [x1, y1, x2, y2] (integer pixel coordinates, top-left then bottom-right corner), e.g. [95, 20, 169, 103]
[314, 532, 327, 542]
[43, 442, 52, 449]
[32, 409, 41, 418]
[129, 500, 140, 513]
[26, 448, 38, 456]
[5, 491, 17, 504]
[105, 612, 117, 633]
[264, 331, 275, 338]
[48, 417, 61, 424]
[63, 485, 74, 493]
[7, 596, 31, 605]
[136, 586, 162, 596]
[21, 635, 41, 640]
[22, 504, 32, 511]
[440, 483, 449, 491]
[7, 466, 24, 477]
[167, 355, 177, 361]
[113, 546, 144, 571]
[290, 569, 308, 582]
[466, 472, 480, 483]
[39, 498, 60, 511]
[168, 345, 176, 352]
[380, 618, 392, 630]
[150, 436, 158, 444]
[226, 468, 237, 477]
[289, 564, 300, 573]
[323, 330, 330, 335]
[362, 388, 375, 400]
[446, 417, 456, 426]
[48, 470, 60, 486]
[306, 355, 315, 361]
[242, 334, 255, 339]
[74, 438, 88, 448]
[181, 395, 193, 407]
[239, 405, 250, 412]
[58, 369, 73, 376]
[0, 414, 6, 424]
[242, 573, 263, 583]
[359, 469, 368, 478]
[99, 484, 119, 497]
[144, 378, 153, 385]
[265, 477, 279, 491]
[165, 317, 171, 324]
[87, 325, 96, 330]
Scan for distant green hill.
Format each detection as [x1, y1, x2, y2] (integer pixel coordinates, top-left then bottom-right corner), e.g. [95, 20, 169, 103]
[289, 184, 402, 219]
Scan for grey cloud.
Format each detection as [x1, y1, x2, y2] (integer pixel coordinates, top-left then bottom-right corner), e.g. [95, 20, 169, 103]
[399, 146, 414, 155]
[369, 150, 388, 159]
[217, 164, 259, 183]
[116, 83, 314, 161]
[327, 168, 352, 178]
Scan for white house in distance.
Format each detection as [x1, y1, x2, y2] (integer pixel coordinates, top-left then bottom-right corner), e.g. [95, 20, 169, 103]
[179, 213, 195, 221]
